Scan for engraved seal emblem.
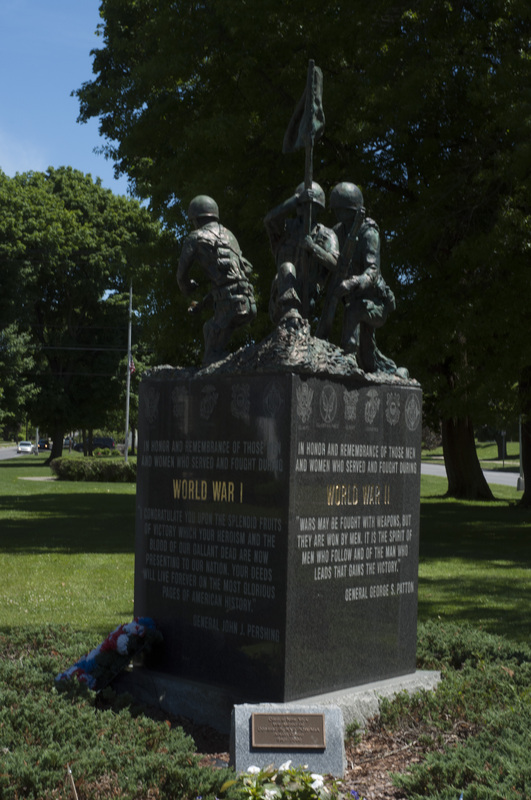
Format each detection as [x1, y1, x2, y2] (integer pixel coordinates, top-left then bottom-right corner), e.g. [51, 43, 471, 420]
[200, 385, 218, 420]
[344, 389, 359, 422]
[231, 383, 250, 422]
[171, 386, 188, 426]
[263, 382, 284, 417]
[296, 382, 313, 423]
[385, 393, 400, 426]
[144, 386, 160, 424]
[405, 393, 421, 431]
[364, 389, 381, 426]
[320, 384, 338, 424]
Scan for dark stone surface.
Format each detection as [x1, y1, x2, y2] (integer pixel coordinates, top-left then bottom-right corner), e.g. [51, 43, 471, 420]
[134, 370, 422, 703]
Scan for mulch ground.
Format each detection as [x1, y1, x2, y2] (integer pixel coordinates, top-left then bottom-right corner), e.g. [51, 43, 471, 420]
[105, 697, 472, 799]
[193, 724, 423, 799]
[181, 715, 440, 799]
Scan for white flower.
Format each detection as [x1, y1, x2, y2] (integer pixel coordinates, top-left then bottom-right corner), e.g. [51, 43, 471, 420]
[247, 765, 260, 774]
[278, 759, 292, 771]
[264, 789, 280, 800]
[311, 774, 325, 790]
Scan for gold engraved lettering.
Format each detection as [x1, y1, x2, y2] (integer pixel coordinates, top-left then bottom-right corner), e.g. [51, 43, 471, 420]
[327, 484, 391, 506]
[212, 480, 235, 502]
[173, 478, 208, 500]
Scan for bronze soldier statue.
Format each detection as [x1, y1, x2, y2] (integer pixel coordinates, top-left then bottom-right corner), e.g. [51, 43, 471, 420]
[321, 182, 398, 374]
[264, 182, 339, 328]
[177, 195, 257, 365]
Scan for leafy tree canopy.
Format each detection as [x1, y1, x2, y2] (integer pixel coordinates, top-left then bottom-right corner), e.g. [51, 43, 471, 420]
[0, 167, 173, 457]
[76, 1, 531, 496]
[77, 0, 531, 394]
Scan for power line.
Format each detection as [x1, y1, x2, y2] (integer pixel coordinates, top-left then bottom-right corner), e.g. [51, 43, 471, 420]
[38, 346, 128, 352]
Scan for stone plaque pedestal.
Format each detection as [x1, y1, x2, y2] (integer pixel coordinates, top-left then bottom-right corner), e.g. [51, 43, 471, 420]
[134, 371, 422, 704]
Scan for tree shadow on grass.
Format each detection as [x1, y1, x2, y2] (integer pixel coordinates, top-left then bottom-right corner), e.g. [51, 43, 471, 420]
[419, 500, 531, 641]
[0, 492, 136, 554]
[418, 571, 530, 642]
[420, 500, 531, 563]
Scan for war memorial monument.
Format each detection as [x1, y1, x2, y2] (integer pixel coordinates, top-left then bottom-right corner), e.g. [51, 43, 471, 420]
[131, 64, 428, 755]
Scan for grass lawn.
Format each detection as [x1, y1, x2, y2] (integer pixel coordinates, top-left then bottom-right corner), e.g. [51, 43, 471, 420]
[0, 454, 530, 800]
[423, 438, 521, 472]
[419, 476, 530, 642]
[1, 455, 529, 643]
[0, 456, 135, 634]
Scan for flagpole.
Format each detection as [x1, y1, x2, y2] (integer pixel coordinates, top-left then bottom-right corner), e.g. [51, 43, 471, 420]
[124, 280, 132, 464]
[282, 59, 325, 320]
[302, 92, 315, 318]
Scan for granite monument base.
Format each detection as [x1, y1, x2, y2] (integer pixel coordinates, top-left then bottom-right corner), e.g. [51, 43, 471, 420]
[112, 667, 440, 736]
[134, 370, 422, 709]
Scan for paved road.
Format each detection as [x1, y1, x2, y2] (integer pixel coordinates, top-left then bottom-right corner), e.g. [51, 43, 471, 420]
[0, 446, 19, 461]
[421, 461, 522, 488]
[0, 446, 41, 462]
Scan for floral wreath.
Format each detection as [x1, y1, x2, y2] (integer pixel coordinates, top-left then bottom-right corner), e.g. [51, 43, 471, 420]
[55, 617, 162, 691]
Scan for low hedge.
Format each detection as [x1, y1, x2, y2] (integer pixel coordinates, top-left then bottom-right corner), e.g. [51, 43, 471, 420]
[50, 457, 136, 483]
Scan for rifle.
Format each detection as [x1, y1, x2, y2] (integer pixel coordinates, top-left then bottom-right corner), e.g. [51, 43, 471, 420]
[316, 206, 365, 340]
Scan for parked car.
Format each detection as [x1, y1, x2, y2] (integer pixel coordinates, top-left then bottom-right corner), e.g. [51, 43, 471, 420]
[73, 437, 115, 453]
[17, 441, 36, 454]
[94, 437, 115, 449]
[38, 439, 50, 451]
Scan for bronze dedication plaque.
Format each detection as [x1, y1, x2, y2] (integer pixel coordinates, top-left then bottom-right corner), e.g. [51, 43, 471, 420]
[251, 713, 326, 749]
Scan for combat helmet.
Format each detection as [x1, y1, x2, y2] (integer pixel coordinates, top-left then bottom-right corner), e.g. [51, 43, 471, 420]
[295, 181, 326, 209]
[187, 195, 219, 222]
[330, 182, 364, 211]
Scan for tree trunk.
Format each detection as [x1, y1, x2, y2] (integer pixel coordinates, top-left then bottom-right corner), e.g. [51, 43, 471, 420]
[519, 367, 531, 507]
[494, 431, 507, 460]
[45, 425, 64, 464]
[442, 416, 494, 500]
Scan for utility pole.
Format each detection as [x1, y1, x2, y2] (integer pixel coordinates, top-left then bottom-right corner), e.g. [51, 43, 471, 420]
[517, 415, 525, 491]
[124, 281, 133, 464]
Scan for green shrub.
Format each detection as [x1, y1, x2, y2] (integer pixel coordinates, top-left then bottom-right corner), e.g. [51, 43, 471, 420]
[2, 623, 531, 800]
[416, 620, 531, 670]
[50, 457, 136, 483]
[393, 704, 531, 799]
[373, 623, 531, 800]
[93, 447, 121, 458]
[0, 625, 237, 800]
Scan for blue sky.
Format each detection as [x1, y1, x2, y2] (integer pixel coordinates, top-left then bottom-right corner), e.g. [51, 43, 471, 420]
[0, 0, 129, 195]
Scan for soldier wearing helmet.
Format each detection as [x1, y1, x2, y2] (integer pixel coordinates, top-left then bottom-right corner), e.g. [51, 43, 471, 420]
[324, 181, 401, 374]
[264, 182, 339, 327]
[177, 195, 257, 365]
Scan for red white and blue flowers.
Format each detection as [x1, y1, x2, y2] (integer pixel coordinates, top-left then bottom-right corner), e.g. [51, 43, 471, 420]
[55, 617, 161, 690]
